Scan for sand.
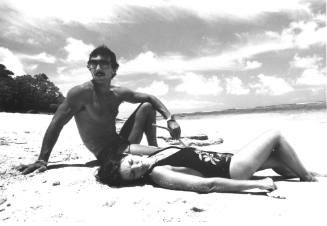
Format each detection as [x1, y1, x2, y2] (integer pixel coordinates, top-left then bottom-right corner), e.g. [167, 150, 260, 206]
[1, 111, 327, 225]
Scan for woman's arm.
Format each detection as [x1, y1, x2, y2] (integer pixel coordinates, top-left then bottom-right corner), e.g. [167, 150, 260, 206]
[149, 166, 276, 193]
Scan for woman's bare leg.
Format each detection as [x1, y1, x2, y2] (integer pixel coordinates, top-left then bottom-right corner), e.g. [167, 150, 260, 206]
[229, 130, 315, 181]
[272, 134, 315, 181]
[259, 154, 297, 178]
[229, 130, 278, 179]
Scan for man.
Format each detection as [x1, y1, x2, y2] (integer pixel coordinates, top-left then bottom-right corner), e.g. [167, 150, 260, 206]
[18, 45, 181, 174]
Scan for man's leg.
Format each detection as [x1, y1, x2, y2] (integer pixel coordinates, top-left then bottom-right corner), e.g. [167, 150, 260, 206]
[119, 102, 158, 146]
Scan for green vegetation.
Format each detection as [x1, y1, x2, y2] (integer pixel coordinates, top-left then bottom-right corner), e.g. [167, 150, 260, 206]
[0, 64, 64, 113]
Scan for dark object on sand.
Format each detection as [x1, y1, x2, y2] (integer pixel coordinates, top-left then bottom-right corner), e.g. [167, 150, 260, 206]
[182, 134, 208, 140]
[0, 198, 7, 206]
[153, 123, 223, 146]
[157, 136, 223, 146]
[157, 135, 209, 141]
[52, 181, 60, 186]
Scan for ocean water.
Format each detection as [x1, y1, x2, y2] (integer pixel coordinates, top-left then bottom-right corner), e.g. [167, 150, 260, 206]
[161, 105, 327, 136]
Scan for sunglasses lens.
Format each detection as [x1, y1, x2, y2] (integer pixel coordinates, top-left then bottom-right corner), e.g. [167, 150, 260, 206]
[88, 60, 110, 68]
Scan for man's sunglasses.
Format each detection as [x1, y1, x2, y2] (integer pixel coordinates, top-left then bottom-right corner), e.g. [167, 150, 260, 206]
[87, 60, 111, 69]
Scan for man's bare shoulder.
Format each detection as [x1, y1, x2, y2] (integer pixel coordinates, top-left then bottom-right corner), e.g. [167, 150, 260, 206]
[67, 81, 93, 100]
[110, 85, 133, 96]
[111, 85, 130, 92]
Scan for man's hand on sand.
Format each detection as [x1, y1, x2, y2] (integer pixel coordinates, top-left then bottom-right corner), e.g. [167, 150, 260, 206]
[167, 119, 181, 140]
[16, 160, 47, 174]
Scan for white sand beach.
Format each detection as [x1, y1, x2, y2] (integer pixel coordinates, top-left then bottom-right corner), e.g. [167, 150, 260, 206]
[1, 110, 327, 225]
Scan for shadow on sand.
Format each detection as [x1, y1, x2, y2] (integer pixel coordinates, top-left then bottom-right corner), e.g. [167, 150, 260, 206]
[47, 160, 100, 170]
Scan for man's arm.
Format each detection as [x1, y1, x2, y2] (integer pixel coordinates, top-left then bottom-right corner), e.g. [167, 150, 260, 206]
[37, 101, 76, 162]
[150, 166, 277, 193]
[18, 87, 83, 174]
[119, 88, 181, 139]
[121, 89, 171, 119]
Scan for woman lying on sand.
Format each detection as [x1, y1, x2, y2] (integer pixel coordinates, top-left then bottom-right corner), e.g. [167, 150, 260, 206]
[96, 130, 319, 193]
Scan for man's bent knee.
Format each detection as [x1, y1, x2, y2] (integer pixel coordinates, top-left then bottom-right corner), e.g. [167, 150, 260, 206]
[138, 102, 156, 115]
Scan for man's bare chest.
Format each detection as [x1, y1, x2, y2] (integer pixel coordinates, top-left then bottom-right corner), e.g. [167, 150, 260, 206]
[84, 93, 121, 119]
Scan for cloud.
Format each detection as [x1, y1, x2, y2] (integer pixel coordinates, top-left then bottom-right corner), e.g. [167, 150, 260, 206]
[119, 51, 235, 75]
[244, 60, 262, 70]
[290, 54, 323, 69]
[1, 0, 118, 24]
[51, 38, 94, 94]
[290, 54, 326, 86]
[1, 0, 312, 24]
[0, 47, 25, 75]
[251, 74, 294, 95]
[225, 77, 250, 95]
[25, 64, 38, 71]
[119, 51, 168, 74]
[285, 20, 326, 49]
[53, 67, 90, 95]
[136, 81, 169, 97]
[175, 72, 223, 96]
[296, 68, 326, 86]
[233, 19, 326, 63]
[64, 38, 94, 62]
[119, 18, 324, 76]
[26, 38, 39, 45]
[263, 20, 326, 50]
[314, 13, 325, 23]
[119, 51, 264, 75]
[2, 1, 323, 79]
[18, 52, 56, 63]
[169, 0, 311, 20]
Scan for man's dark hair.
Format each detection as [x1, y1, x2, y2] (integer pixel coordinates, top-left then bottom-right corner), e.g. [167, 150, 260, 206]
[88, 45, 120, 77]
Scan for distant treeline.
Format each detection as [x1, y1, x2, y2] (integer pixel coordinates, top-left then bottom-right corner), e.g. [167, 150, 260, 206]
[0, 64, 64, 113]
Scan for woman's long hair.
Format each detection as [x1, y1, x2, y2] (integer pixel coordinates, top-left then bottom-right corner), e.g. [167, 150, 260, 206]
[95, 152, 146, 187]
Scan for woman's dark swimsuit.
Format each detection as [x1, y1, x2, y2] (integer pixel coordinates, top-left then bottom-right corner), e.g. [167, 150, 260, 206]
[150, 147, 234, 178]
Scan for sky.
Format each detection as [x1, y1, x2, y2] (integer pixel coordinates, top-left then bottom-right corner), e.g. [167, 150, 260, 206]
[0, 0, 326, 115]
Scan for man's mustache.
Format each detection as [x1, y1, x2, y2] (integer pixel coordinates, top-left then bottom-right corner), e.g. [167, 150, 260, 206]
[95, 71, 105, 77]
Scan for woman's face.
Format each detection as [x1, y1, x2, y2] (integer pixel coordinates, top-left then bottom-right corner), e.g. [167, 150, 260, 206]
[119, 155, 150, 181]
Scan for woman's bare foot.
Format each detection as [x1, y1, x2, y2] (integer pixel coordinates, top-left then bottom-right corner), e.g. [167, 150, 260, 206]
[300, 174, 318, 182]
[309, 171, 327, 177]
[300, 171, 327, 181]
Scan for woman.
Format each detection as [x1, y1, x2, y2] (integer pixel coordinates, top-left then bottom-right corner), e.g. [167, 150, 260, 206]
[96, 130, 318, 193]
